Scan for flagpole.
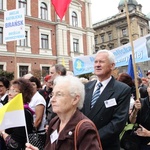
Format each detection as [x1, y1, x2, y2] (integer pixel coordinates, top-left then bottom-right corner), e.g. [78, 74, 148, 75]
[124, 0, 139, 99]
[25, 124, 29, 143]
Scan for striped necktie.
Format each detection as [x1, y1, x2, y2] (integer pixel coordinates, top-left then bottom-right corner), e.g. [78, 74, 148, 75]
[91, 82, 102, 108]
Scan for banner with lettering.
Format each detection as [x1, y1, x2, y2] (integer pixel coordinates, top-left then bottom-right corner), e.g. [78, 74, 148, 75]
[73, 33, 150, 75]
[3, 8, 25, 42]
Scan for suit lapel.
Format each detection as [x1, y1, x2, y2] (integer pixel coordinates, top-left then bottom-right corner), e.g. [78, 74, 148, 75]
[84, 81, 96, 115]
[87, 77, 115, 119]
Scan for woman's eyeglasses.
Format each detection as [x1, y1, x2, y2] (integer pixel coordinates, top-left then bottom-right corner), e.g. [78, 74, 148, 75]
[8, 89, 20, 94]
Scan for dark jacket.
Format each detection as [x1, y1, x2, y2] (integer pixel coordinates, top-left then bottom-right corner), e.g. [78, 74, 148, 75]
[0, 95, 8, 150]
[136, 97, 150, 145]
[139, 84, 148, 98]
[0, 95, 8, 106]
[44, 109, 101, 150]
[39, 87, 52, 108]
[82, 77, 131, 150]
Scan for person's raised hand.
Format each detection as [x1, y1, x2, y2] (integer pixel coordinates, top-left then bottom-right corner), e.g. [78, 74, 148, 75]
[135, 124, 150, 137]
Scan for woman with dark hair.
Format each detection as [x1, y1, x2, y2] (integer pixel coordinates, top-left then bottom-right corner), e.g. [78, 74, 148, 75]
[0, 78, 34, 150]
[117, 73, 136, 98]
[29, 76, 46, 149]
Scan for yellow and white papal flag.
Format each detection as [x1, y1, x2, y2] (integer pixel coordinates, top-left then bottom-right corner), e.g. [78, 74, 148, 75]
[0, 93, 26, 130]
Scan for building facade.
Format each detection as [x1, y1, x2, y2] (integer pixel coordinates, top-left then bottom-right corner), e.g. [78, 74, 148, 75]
[93, 0, 150, 75]
[0, 0, 94, 78]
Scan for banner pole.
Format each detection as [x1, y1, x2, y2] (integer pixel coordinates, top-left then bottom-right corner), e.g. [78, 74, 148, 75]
[14, 41, 17, 79]
[124, 0, 139, 99]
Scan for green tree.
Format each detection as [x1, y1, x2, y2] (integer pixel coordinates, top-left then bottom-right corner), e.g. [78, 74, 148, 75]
[0, 70, 14, 81]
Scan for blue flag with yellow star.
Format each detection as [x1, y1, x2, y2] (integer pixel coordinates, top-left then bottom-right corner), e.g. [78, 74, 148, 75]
[73, 55, 95, 75]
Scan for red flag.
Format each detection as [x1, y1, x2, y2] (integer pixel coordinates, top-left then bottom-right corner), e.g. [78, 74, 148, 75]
[52, 0, 71, 20]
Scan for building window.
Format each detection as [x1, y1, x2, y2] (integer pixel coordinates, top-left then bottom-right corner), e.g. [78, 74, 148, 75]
[72, 11, 78, 27]
[41, 34, 49, 49]
[0, 0, 3, 9]
[95, 36, 98, 45]
[40, 2, 48, 20]
[42, 66, 49, 76]
[19, 31, 27, 46]
[0, 27, 3, 44]
[0, 65, 3, 70]
[122, 28, 127, 37]
[73, 38, 79, 52]
[140, 27, 143, 36]
[101, 35, 104, 43]
[108, 33, 112, 41]
[18, 0, 27, 15]
[19, 66, 28, 77]
[39, 28, 52, 54]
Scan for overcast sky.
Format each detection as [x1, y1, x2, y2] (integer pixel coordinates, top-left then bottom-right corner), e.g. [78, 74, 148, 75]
[91, 0, 149, 23]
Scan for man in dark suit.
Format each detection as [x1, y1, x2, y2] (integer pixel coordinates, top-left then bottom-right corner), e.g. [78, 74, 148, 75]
[82, 50, 131, 150]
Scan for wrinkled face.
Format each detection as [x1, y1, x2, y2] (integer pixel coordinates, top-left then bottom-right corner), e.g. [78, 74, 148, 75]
[0, 82, 7, 97]
[50, 83, 76, 115]
[8, 84, 20, 101]
[94, 52, 115, 80]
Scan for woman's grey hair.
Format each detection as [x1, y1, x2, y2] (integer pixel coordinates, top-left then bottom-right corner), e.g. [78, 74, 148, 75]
[53, 75, 85, 110]
[96, 49, 115, 64]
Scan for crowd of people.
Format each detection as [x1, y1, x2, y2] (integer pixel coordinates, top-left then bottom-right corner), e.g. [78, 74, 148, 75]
[0, 50, 150, 150]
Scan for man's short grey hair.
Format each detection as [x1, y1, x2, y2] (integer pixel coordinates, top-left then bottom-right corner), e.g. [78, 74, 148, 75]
[55, 64, 66, 76]
[52, 64, 67, 76]
[54, 75, 85, 110]
[96, 49, 115, 64]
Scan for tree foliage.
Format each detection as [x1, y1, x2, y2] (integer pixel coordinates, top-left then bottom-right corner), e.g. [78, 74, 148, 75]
[0, 70, 14, 81]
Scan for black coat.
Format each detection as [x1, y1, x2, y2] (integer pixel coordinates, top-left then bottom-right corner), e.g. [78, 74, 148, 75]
[0, 95, 8, 105]
[136, 97, 150, 145]
[139, 84, 148, 98]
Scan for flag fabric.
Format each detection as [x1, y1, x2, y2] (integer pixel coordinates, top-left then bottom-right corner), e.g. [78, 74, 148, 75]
[51, 0, 71, 20]
[127, 54, 134, 80]
[62, 57, 66, 67]
[0, 93, 26, 130]
[137, 66, 143, 78]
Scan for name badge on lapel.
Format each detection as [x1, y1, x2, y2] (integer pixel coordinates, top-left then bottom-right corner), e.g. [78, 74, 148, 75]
[50, 129, 59, 144]
[104, 98, 117, 108]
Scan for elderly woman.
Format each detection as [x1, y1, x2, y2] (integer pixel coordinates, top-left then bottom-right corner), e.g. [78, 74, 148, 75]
[26, 75, 102, 150]
[0, 78, 34, 150]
